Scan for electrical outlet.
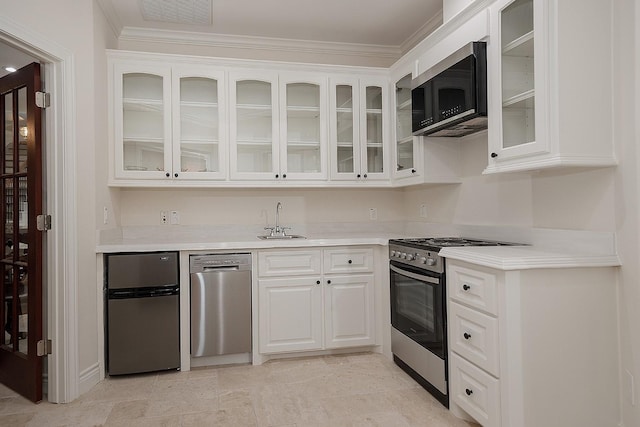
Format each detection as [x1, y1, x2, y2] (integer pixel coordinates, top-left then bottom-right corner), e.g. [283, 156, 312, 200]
[369, 208, 377, 221]
[420, 204, 427, 218]
[103, 206, 109, 225]
[170, 210, 180, 225]
[160, 211, 168, 225]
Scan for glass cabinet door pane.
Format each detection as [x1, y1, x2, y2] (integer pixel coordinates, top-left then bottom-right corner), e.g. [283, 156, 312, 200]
[4, 93, 13, 175]
[236, 80, 273, 173]
[395, 74, 414, 172]
[335, 85, 355, 173]
[286, 83, 320, 173]
[17, 88, 27, 173]
[122, 73, 165, 172]
[365, 86, 384, 174]
[501, 0, 535, 148]
[179, 77, 219, 173]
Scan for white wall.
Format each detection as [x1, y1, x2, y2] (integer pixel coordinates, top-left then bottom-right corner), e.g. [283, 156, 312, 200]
[118, 188, 405, 228]
[1, 0, 106, 395]
[614, 0, 640, 426]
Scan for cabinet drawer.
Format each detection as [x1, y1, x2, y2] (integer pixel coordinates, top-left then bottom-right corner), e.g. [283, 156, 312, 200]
[450, 353, 500, 427]
[323, 248, 374, 274]
[449, 302, 499, 377]
[448, 263, 498, 316]
[258, 250, 321, 277]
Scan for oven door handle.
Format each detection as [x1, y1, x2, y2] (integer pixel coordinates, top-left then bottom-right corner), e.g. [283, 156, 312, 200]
[390, 264, 440, 285]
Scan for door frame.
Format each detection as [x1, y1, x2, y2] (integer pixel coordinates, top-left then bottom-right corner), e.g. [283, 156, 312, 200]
[0, 18, 79, 403]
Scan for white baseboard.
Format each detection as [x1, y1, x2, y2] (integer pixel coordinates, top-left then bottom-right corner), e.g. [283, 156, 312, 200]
[78, 363, 101, 396]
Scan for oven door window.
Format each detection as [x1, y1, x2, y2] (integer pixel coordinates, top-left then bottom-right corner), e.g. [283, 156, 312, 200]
[390, 263, 445, 359]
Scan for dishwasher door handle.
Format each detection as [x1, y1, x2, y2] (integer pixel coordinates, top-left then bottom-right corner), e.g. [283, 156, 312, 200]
[202, 265, 240, 271]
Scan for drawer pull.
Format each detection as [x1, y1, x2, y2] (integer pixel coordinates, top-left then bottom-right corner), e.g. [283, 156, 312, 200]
[348, 259, 353, 264]
[463, 332, 471, 340]
[462, 284, 471, 291]
[316, 280, 320, 285]
[465, 388, 473, 396]
[327, 280, 332, 285]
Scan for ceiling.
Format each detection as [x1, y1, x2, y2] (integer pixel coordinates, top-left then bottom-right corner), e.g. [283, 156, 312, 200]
[1, 0, 443, 79]
[101, 0, 443, 49]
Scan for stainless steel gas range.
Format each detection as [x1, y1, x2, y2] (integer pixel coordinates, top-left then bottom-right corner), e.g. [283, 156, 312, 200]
[388, 237, 519, 408]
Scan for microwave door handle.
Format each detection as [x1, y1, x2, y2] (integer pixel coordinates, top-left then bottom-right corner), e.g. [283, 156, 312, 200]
[390, 264, 440, 285]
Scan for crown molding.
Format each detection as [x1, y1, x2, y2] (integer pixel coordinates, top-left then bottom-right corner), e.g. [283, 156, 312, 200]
[400, 9, 443, 54]
[96, 0, 123, 39]
[118, 27, 403, 60]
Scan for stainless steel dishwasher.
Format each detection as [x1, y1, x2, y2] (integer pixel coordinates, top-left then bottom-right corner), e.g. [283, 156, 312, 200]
[190, 253, 252, 357]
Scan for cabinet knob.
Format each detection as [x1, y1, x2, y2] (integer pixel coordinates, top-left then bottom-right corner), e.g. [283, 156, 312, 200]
[463, 332, 471, 340]
[275, 174, 279, 178]
[283, 174, 287, 178]
[357, 174, 361, 178]
[465, 388, 473, 396]
[316, 280, 320, 285]
[491, 152, 498, 158]
[174, 173, 178, 178]
[363, 174, 368, 178]
[327, 280, 331, 285]
[348, 259, 353, 264]
[165, 172, 170, 177]
[411, 169, 416, 173]
[462, 284, 471, 291]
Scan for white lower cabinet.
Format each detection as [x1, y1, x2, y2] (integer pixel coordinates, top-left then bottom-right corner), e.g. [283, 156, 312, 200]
[446, 259, 619, 427]
[258, 247, 375, 355]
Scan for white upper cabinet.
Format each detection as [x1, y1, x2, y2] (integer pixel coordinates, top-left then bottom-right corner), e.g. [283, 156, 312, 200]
[229, 71, 280, 180]
[229, 72, 328, 181]
[486, 0, 616, 173]
[172, 67, 226, 180]
[113, 62, 172, 180]
[279, 73, 328, 180]
[329, 77, 389, 182]
[392, 73, 420, 181]
[111, 60, 227, 183]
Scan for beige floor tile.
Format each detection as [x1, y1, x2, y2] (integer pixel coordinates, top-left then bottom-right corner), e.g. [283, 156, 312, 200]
[0, 352, 479, 427]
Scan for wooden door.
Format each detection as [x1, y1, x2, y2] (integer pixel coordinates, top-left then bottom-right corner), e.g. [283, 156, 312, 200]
[0, 62, 44, 402]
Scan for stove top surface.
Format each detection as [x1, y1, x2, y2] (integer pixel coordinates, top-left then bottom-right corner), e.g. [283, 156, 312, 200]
[390, 237, 519, 250]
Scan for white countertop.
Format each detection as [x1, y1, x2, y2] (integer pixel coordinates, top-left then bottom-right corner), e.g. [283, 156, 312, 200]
[96, 224, 621, 270]
[439, 245, 621, 270]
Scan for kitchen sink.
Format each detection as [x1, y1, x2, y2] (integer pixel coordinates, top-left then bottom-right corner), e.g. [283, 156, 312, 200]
[257, 235, 306, 240]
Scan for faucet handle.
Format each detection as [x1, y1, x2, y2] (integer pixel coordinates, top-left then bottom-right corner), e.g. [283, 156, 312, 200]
[281, 227, 291, 236]
[264, 226, 275, 236]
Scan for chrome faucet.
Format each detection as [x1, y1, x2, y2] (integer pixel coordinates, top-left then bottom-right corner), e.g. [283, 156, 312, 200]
[275, 202, 282, 234]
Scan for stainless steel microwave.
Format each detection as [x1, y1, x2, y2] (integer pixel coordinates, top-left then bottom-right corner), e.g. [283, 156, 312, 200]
[411, 41, 487, 137]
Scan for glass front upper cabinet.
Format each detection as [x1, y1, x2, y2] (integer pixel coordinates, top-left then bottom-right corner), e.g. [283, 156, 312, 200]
[230, 75, 279, 180]
[362, 83, 386, 178]
[394, 74, 415, 176]
[117, 66, 172, 179]
[281, 76, 327, 180]
[500, 0, 535, 149]
[173, 69, 226, 179]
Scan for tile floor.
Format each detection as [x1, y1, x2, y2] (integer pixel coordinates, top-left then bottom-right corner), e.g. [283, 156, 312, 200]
[0, 353, 480, 426]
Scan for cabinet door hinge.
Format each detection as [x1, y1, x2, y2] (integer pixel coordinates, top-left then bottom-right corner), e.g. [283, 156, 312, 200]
[35, 91, 50, 108]
[36, 214, 52, 231]
[37, 339, 52, 356]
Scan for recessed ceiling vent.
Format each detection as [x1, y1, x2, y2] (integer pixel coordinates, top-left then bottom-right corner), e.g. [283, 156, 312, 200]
[140, 0, 212, 25]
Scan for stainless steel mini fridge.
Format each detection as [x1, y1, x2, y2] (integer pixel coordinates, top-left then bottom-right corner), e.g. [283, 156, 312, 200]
[105, 252, 180, 375]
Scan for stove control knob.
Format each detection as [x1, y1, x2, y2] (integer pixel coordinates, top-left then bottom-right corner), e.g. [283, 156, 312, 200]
[406, 253, 416, 261]
[400, 252, 407, 259]
[390, 250, 397, 257]
[426, 258, 437, 266]
[418, 257, 428, 264]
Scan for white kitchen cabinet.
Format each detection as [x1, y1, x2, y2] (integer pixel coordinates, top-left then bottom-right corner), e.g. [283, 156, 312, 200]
[329, 77, 389, 182]
[392, 73, 419, 181]
[258, 247, 376, 355]
[230, 72, 328, 181]
[485, 0, 616, 173]
[446, 259, 619, 427]
[110, 60, 227, 182]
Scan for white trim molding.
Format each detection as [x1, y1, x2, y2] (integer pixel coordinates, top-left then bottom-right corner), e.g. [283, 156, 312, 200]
[118, 27, 403, 60]
[0, 17, 79, 403]
[78, 363, 101, 396]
